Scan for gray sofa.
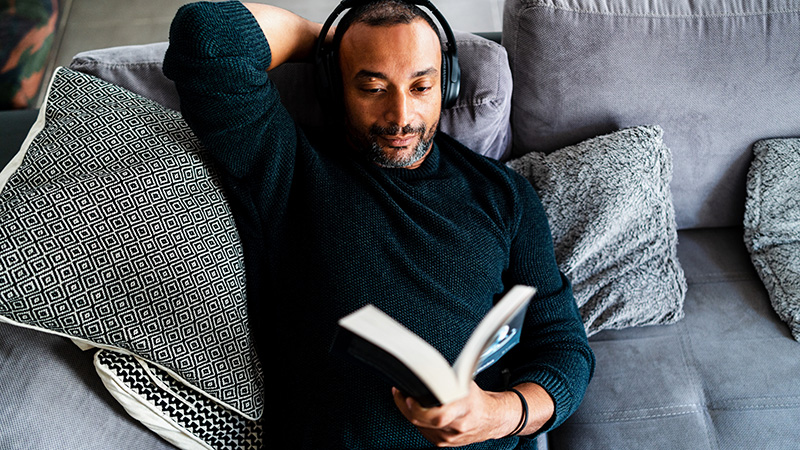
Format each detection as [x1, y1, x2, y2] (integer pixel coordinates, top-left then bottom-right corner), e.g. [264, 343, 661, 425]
[2, 0, 799, 449]
[502, 1, 800, 448]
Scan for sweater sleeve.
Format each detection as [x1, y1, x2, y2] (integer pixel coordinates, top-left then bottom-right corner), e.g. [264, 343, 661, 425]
[162, 1, 306, 330]
[162, 0, 300, 209]
[503, 172, 596, 433]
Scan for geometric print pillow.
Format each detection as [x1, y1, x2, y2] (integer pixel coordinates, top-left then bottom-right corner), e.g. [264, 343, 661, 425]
[95, 349, 262, 449]
[0, 68, 263, 443]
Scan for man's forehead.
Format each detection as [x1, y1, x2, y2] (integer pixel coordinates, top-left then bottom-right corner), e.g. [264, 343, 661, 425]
[339, 20, 442, 74]
[340, 19, 441, 55]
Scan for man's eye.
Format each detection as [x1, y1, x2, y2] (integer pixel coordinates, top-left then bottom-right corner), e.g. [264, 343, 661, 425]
[413, 86, 432, 93]
[361, 87, 384, 94]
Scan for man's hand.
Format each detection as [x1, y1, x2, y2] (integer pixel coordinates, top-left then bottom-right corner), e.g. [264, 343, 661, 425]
[392, 381, 554, 447]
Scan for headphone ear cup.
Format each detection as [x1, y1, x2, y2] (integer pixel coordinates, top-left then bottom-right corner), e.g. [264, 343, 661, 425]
[315, 50, 340, 114]
[441, 51, 460, 109]
[314, 54, 329, 109]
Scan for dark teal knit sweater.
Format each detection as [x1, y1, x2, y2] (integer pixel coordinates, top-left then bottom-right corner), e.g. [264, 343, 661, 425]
[163, 2, 594, 449]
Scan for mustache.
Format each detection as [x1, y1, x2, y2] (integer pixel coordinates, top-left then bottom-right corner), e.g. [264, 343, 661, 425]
[369, 123, 426, 137]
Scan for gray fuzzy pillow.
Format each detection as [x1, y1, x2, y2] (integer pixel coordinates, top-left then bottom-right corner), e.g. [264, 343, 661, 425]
[744, 138, 800, 341]
[508, 125, 687, 336]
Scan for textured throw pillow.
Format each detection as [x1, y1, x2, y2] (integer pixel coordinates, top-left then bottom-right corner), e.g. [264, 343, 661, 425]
[0, 67, 262, 447]
[744, 138, 800, 342]
[507, 126, 687, 336]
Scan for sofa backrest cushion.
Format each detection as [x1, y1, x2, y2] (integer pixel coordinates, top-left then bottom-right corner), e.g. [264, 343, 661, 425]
[68, 31, 513, 161]
[503, 0, 800, 229]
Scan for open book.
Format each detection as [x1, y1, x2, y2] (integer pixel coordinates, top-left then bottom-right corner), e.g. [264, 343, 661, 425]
[332, 285, 536, 407]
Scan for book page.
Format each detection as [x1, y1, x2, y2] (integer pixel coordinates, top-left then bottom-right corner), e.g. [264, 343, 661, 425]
[452, 285, 535, 385]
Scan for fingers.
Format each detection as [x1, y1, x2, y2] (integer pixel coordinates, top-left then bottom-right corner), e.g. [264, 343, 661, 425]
[391, 387, 472, 446]
[392, 388, 434, 424]
[392, 383, 514, 447]
[391, 389, 459, 446]
[392, 388, 445, 426]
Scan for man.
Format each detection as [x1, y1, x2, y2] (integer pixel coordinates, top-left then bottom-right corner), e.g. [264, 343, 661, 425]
[163, 1, 594, 448]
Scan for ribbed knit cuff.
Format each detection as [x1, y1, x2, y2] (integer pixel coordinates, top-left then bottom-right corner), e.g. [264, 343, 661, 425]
[511, 367, 577, 433]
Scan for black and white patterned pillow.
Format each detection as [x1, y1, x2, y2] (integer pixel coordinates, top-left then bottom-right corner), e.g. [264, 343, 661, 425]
[0, 67, 263, 443]
[95, 349, 262, 449]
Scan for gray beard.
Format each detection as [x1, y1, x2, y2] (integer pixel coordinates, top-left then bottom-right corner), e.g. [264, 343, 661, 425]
[366, 131, 433, 169]
[347, 120, 438, 169]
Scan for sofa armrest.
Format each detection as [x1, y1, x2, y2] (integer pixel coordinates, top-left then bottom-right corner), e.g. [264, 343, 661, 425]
[0, 109, 39, 170]
[475, 31, 501, 44]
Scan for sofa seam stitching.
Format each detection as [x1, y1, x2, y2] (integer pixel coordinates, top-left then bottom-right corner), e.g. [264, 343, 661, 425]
[70, 60, 164, 69]
[518, 2, 800, 19]
[580, 395, 800, 417]
[681, 327, 720, 450]
[566, 409, 701, 424]
[567, 400, 800, 425]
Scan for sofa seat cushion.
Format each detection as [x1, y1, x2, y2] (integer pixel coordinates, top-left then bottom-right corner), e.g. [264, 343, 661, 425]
[547, 228, 800, 449]
[0, 321, 176, 449]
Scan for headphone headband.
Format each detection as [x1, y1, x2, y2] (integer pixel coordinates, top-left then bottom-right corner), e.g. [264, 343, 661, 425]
[314, 0, 461, 111]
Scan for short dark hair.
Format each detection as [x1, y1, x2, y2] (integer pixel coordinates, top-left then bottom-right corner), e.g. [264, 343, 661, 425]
[331, 0, 445, 56]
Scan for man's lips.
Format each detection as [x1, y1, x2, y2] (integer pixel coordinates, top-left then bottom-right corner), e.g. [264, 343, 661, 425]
[380, 135, 416, 148]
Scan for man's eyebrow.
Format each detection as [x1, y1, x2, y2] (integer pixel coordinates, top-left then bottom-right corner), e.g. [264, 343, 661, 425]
[411, 67, 438, 78]
[355, 70, 387, 80]
[353, 68, 439, 80]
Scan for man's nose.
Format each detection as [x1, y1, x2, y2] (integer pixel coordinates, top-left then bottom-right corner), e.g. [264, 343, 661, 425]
[384, 90, 411, 128]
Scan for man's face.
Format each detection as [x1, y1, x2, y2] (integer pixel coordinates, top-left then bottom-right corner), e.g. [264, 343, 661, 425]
[338, 19, 443, 169]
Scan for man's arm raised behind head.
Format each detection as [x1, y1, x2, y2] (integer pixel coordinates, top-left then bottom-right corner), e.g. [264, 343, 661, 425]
[162, 2, 321, 325]
[163, 2, 321, 162]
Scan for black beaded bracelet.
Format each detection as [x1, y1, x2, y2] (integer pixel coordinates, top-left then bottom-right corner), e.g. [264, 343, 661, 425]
[504, 388, 529, 438]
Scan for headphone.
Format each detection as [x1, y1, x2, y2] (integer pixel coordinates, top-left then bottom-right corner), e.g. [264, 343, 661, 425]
[313, 0, 461, 112]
